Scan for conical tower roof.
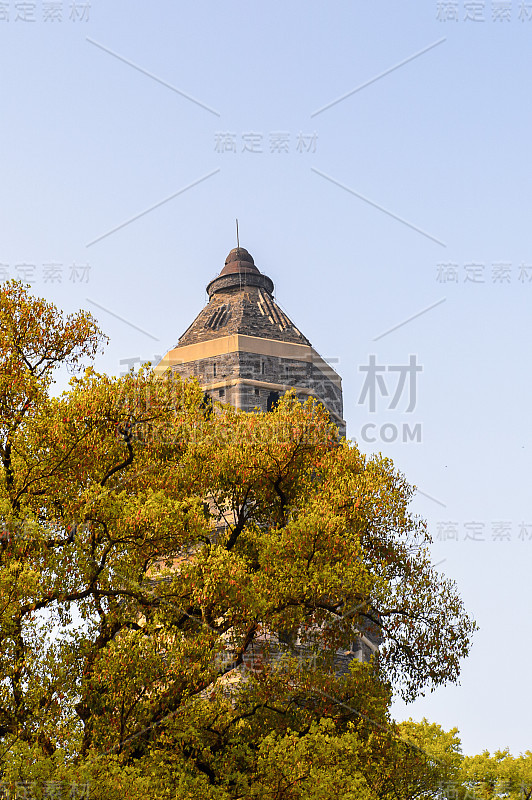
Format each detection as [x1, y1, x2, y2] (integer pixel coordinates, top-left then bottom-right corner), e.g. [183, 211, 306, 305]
[157, 242, 345, 434]
[176, 248, 310, 347]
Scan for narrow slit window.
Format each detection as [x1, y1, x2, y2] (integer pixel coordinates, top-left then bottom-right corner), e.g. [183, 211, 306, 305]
[267, 391, 279, 412]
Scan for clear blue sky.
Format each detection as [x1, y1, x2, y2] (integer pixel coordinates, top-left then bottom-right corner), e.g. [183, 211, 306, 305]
[1, 0, 531, 756]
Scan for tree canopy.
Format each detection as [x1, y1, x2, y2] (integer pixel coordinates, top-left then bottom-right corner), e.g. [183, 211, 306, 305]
[0, 282, 478, 799]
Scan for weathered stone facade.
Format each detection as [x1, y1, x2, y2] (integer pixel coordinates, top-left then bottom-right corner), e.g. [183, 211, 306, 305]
[168, 350, 344, 427]
[178, 284, 308, 348]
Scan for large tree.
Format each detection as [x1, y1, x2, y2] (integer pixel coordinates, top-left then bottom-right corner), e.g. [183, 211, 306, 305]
[0, 282, 476, 798]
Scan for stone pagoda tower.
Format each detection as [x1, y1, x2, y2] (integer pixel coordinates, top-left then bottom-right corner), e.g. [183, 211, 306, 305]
[155, 245, 380, 666]
[156, 246, 346, 436]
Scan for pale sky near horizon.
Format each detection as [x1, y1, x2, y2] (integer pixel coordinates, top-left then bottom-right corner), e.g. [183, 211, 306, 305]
[1, 0, 531, 756]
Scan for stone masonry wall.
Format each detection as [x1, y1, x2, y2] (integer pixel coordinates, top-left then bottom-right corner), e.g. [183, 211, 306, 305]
[170, 350, 344, 432]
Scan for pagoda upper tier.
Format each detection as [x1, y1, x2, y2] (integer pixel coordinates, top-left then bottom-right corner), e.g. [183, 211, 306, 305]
[177, 247, 311, 348]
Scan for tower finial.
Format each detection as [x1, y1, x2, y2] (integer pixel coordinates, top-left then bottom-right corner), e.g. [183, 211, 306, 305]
[236, 218, 240, 249]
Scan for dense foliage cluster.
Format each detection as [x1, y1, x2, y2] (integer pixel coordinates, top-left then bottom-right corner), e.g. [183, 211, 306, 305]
[0, 282, 496, 799]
